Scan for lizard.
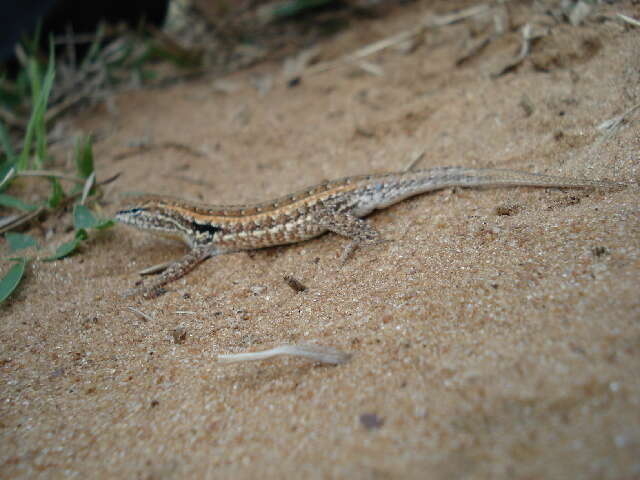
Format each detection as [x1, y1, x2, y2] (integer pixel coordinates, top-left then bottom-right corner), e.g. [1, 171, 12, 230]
[115, 166, 623, 298]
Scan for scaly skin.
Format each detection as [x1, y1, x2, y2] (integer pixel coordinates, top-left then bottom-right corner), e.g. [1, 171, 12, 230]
[116, 166, 623, 298]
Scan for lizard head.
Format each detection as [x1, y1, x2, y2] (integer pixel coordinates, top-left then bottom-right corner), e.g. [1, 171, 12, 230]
[116, 196, 220, 247]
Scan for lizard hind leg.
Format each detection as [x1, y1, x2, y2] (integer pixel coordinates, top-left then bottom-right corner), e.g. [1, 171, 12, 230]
[122, 245, 213, 299]
[312, 210, 388, 263]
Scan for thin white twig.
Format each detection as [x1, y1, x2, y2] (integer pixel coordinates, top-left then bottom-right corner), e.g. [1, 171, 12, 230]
[126, 306, 155, 322]
[218, 344, 351, 365]
[597, 102, 640, 132]
[0, 167, 16, 189]
[307, 4, 490, 75]
[404, 149, 426, 172]
[138, 261, 172, 275]
[617, 13, 640, 28]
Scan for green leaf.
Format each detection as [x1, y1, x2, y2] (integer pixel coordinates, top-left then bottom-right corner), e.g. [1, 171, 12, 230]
[0, 121, 15, 162]
[270, 0, 334, 20]
[23, 21, 42, 57]
[0, 193, 38, 212]
[5, 232, 38, 252]
[17, 48, 55, 170]
[0, 164, 15, 192]
[34, 48, 56, 168]
[0, 74, 24, 111]
[75, 228, 88, 241]
[0, 258, 26, 303]
[17, 62, 39, 170]
[47, 177, 64, 208]
[73, 204, 114, 230]
[74, 135, 94, 178]
[27, 57, 42, 105]
[44, 237, 83, 261]
[82, 24, 105, 68]
[73, 204, 97, 229]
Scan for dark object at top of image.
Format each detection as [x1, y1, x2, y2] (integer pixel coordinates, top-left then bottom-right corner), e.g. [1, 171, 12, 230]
[0, 0, 170, 62]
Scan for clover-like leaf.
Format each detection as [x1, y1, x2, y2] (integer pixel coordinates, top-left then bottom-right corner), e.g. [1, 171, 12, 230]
[0, 194, 39, 212]
[43, 232, 86, 262]
[0, 258, 26, 303]
[5, 232, 38, 253]
[73, 204, 114, 230]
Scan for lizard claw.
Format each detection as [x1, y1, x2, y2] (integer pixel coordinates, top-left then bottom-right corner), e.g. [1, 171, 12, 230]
[339, 237, 392, 264]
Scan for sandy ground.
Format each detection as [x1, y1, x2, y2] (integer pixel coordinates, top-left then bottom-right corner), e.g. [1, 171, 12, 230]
[2, 1, 640, 478]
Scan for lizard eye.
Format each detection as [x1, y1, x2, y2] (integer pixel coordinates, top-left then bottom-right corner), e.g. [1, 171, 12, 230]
[117, 207, 144, 216]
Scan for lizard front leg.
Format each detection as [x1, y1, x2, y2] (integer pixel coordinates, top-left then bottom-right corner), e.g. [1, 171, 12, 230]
[123, 245, 213, 298]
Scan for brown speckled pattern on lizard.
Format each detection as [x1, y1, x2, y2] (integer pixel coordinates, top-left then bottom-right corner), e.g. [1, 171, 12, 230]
[116, 166, 623, 298]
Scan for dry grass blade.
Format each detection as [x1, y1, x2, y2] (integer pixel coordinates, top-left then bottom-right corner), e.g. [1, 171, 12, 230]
[404, 149, 426, 172]
[426, 3, 490, 27]
[113, 142, 206, 161]
[138, 261, 172, 275]
[0, 207, 45, 235]
[348, 29, 419, 61]
[0, 172, 120, 235]
[218, 344, 351, 365]
[0, 214, 23, 230]
[80, 171, 96, 205]
[308, 4, 491, 76]
[0, 167, 16, 189]
[456, 35, 492, 66]
[617, 13, 640, 28]
[355, 61, 384, 77]
[597, 102, 640, 133]
[283, 46, 322, 83]
[125, 306, 155, 322]
[491, 23, 548, 77]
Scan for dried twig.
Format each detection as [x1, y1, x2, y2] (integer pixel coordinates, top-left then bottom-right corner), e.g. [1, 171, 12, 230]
[0, 172, 121, 235]
[0, 207, 45, 234]
[283, 46, 322, 83]
[403, 150, 426, 172]
[617, 13, 640, 28]
[576, 102, 640, 169]
[218, 344, 351, 365]
[356, 61, 384, 77]
[126, 306, 155, 323]
[0, 167, 16, 190]
[597, 102, 640, 134]
[492, 23, 548, 77]
[456, 35, 492, 66]
[138, 261, 173, 276]
[113, 142, 206, 161]
[307, 4, 490, 76]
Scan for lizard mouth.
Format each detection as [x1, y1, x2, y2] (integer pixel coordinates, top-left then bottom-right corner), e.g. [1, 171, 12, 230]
[115, 208, 148, 225]
[116, 207, 143, 217]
